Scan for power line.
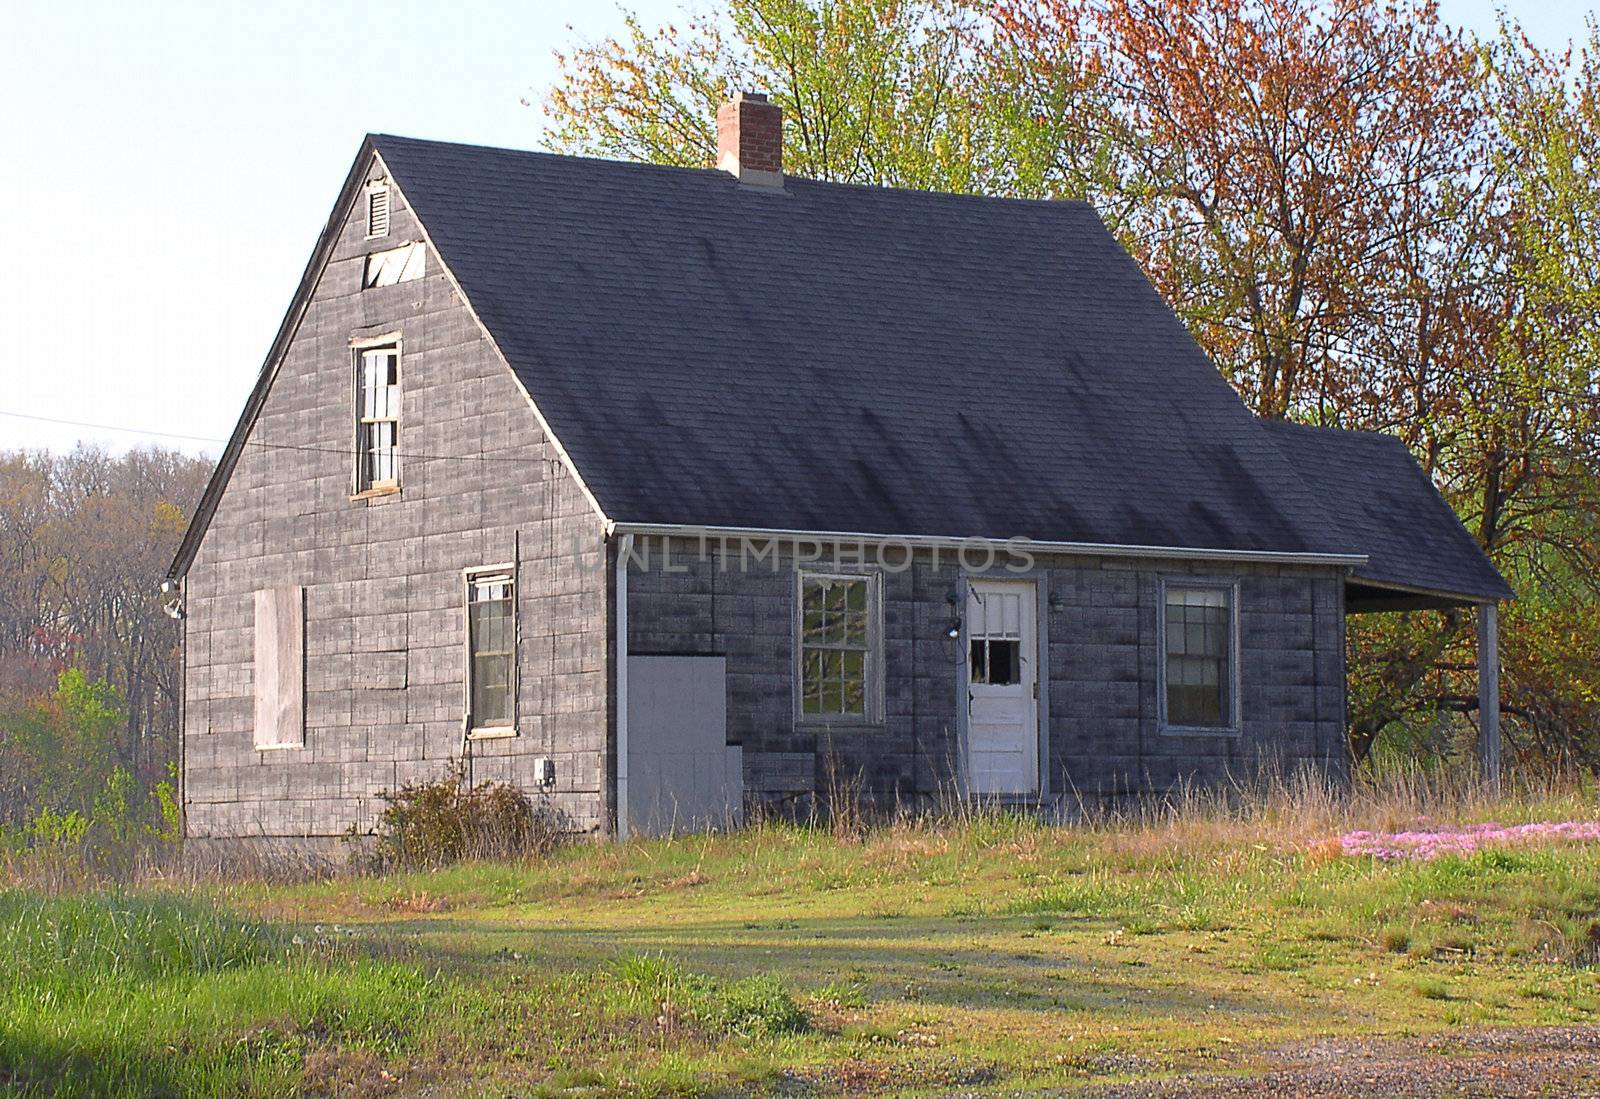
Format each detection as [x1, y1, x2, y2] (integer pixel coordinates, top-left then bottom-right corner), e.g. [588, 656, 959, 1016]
[0, 408, 544, 465]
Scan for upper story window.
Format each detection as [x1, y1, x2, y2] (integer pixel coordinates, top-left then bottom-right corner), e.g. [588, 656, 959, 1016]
[797, 571, 881, 721]
[354, 344, 400, 494]
[366, 185, 390, 237]
[363, 242, 425, 288]
[1161, 582, 1238, 731]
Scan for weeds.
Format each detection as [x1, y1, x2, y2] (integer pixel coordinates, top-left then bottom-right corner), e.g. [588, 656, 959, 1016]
[4, 773, 1599, 1096]
[606, 953, 808, 1038]
[362, 769, 567, 870]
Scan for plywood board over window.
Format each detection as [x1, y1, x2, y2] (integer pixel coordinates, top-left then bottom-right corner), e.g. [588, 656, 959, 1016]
[253, 586, 305, 750]
[362, 242, 425, 288]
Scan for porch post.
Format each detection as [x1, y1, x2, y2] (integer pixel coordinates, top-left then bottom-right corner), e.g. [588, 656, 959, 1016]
[1476, 602, 1500, 796]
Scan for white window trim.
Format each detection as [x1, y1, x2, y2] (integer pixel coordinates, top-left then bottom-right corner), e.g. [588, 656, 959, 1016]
[793, 568, 884, 725]
[350, 334, 402, 498]
[464, 563, 518, 739]
[1157, 576, 1242, 737]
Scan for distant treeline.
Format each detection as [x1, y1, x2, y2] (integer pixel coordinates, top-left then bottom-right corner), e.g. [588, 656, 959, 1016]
[0, 447, 211, 827]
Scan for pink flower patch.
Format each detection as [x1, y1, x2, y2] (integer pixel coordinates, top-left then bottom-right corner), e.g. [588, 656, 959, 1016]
[1337, 821, 1600, 861]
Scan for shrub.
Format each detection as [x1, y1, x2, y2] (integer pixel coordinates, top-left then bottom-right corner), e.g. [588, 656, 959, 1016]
[367, 770, 565, 870]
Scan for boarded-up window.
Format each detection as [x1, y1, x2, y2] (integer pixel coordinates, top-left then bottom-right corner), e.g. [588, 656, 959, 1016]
[362, 241, 425, 288]
[253, 586, 305, 749]
[467, 570, 515, 734]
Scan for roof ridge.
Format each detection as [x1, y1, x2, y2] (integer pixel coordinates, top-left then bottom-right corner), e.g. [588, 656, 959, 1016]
[1260, 417, 1407, 444]
[368, 132, 1096, 213]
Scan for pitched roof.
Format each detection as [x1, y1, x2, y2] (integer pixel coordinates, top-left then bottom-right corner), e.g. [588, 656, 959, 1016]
[1263, 421, 1513, 604]
[371, 134, 1352, 557]
[170, 133, 1511, 607]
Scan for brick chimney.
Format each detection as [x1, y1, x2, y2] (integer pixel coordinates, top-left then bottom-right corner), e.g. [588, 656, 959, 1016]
[716, 91, 783, 186]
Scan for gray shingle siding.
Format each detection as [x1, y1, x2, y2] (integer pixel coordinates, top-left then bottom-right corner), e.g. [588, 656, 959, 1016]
[183, 156, 610, 844]
[623, 538, 1348, 812]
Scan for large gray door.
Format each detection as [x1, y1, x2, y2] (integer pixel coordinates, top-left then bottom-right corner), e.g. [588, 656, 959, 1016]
[627, 656, 743, 835]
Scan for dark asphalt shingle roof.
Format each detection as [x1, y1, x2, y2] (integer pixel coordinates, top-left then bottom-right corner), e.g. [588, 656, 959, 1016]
[1262, 421, 1513, 602]
[364, 134, 1508, 603]
[373, 135, 1346, 554]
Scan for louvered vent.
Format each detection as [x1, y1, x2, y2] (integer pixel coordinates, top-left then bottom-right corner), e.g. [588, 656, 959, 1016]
[367, 188, 390, 237]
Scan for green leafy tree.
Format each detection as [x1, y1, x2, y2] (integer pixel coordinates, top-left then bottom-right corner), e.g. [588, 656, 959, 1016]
[0, 668, 126, 824]
[543, 1, 1600, 776]
[544, 0, 1107, 197]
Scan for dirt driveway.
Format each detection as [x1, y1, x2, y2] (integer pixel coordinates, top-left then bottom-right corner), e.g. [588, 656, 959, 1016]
[1076, 1027, 1600, 1098]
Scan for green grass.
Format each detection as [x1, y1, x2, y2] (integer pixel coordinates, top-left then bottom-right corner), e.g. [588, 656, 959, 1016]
[5, 806, 1600, 1096]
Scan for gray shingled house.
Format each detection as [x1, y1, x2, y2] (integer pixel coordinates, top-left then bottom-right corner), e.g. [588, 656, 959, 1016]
[168, 93, 1511, 847]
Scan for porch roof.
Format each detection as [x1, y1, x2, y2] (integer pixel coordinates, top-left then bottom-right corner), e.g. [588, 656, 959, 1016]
[1262, 421, 1513, 611]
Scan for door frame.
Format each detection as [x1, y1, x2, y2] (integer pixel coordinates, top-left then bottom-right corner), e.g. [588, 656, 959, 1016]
[956, 573, 1050, 801]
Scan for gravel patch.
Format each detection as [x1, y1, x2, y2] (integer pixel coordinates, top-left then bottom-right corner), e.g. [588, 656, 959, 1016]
[1071, 1026, 1600, 1099]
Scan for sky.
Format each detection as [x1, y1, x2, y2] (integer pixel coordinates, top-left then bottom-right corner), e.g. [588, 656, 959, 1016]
[1, 0, 1593, 459]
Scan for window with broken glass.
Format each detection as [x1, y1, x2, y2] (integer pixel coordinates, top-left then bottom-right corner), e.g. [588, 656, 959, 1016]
[1162, 584, 1235, 729]
[355, 345, 400, 492]
[798, 574, 876, 719]
[467, 571, 514, 733]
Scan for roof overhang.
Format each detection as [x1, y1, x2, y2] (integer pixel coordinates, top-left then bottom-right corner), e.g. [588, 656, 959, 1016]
[607, 521, 1368, 569]
[1346, 578, 1505, 614]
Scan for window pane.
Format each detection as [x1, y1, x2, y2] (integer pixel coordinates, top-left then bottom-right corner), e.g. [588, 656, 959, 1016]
[969, 639, 987, 683]
[472, 654, 511, 726]
[845, 581, 867, 646]
[819, 650, 843, 714]
[802, 650, 822, 713]
[989, 639, 1020, 685]
[841, 649, 865, 715]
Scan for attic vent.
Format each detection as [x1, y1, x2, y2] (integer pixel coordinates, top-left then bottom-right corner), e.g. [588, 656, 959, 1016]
[366, 187, 390, 237]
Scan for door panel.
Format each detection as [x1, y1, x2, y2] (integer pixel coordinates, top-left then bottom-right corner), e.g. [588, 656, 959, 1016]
[966, 580, 1039, 796]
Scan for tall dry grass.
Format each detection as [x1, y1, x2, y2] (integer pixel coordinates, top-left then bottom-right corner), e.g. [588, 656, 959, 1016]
[1079, 761, 1598, 859]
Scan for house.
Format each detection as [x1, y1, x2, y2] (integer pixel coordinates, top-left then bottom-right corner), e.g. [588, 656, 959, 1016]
[168, 93, 1511, 848]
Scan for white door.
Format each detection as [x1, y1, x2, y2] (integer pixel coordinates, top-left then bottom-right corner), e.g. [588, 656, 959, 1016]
[965, 579, 1039, 796]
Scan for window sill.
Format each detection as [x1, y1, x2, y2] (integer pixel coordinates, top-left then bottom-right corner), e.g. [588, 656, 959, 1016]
[468, 726, 517, 741]
[1158, 723, 1242, 738]
[255, 742, 305, 752]
[351, 485, 400, 502]
[795, 715, 883, 727]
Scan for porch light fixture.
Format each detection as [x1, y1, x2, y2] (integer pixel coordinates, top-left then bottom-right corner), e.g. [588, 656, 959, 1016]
[944, 618, 962, 640]
[1048, 589, 1066, 613]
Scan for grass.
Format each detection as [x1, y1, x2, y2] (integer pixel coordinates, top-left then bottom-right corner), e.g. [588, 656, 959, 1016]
[4, 776, 1600, 1096]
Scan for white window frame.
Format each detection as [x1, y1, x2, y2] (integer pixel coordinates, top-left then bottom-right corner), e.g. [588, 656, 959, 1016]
[793, 569, 884, 725]
[351, 335, 401, 497]
[1157, 577, 1242, 736]
[464, 564, 517, 739]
